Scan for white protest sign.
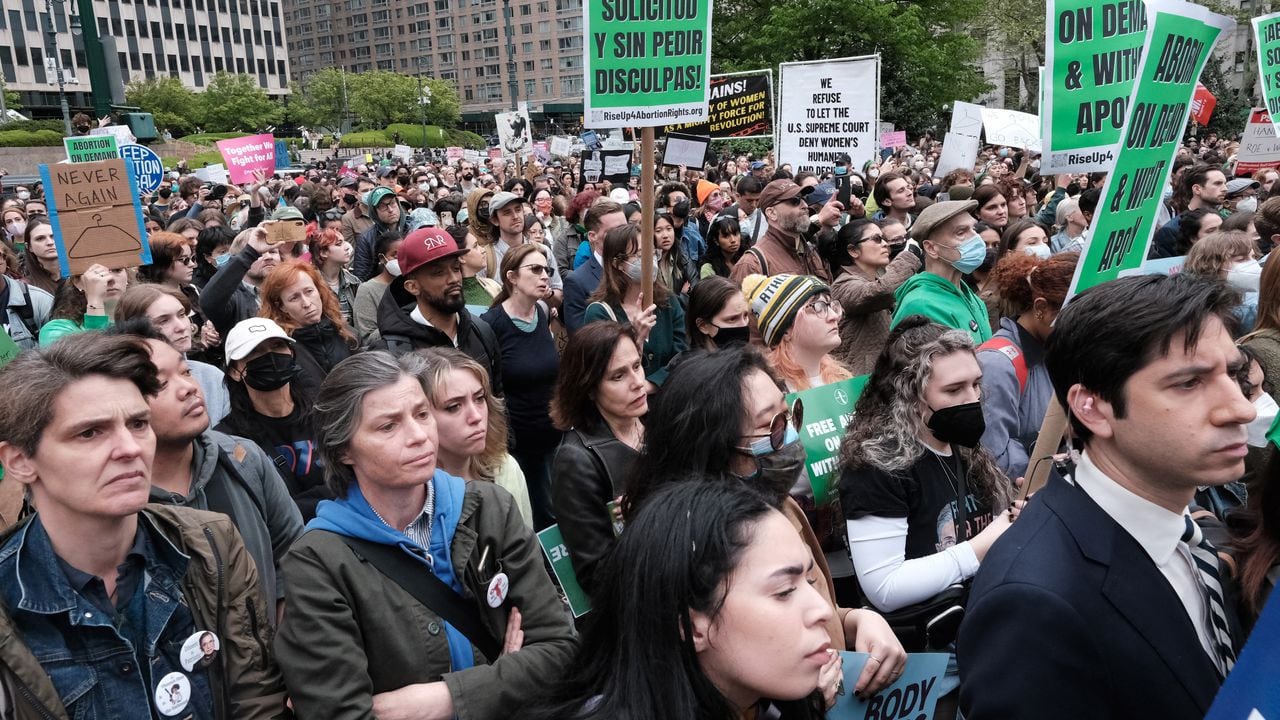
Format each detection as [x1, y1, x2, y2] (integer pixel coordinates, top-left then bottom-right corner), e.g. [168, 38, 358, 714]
[91, 125, 137, 146]
[777, 55, 879, 174]
[950, 101, 985, 138]
[663, 132, 709, 167]
[464, 149, 482, 164]
[603, 154, 630, 176]
[393, 144, 413, 161]
[193, 163, 228, 184]
[549, 136, 572, 158]
[935, 132, 981, 177]
[981, 107, 1043, 151]
[496, 111, 533, 155]
[1237, 108, 1280, 176]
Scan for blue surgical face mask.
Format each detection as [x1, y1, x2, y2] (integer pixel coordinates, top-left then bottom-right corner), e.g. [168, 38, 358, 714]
[214, 253, 231, 267]
[949, 234, 988, 274]
[744, 424, 800, 456]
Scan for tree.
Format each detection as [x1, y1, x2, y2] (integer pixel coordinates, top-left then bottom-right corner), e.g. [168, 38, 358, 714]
[0, 80, 19, 113]
[1199, 55, 1253, 138]
[125, 76, 199, 135]
[422, 78, 461, 128]
[348, 71, 419, 128]
[972, 0, 1045, 113]
[713, 0, 991, 134]
[198, 72, 283, 132]
[290, 68, 349, 130]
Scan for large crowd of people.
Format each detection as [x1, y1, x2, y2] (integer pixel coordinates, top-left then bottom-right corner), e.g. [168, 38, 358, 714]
[0, 130, 1275, 718]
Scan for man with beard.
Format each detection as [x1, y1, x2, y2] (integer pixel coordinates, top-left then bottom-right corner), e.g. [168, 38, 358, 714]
[730, 179, 832, 284]
[373, 227, 504, 394]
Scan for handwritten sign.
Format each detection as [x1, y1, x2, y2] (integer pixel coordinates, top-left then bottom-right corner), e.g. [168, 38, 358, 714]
[980, 107, 1043, 151]
[1236, 108, 1280, 176]
[38, 158, 151, 276]
[215, 133, 277, 184]
[880, 130, 908, 149]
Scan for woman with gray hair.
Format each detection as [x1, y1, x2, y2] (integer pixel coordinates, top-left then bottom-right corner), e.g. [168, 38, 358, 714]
[274, 351, 576, 720]
[837, 316, 1019, 718]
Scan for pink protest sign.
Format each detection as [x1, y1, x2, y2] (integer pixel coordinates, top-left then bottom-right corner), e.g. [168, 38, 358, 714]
[880, 131, 907, 149]
[215, 134, 277, 184]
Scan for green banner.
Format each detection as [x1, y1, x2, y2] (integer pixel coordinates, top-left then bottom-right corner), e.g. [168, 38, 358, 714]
[1068, 0, 1232, 296]
[537, 524, 592, 618]
[63, 135, 119, 163]
[1041, 0, 1147, 173]
[1253, 11, 1280, 130]
[0, 327, 19, 369]
[582, 0, 712, 128]
[785, 376, 869, 506]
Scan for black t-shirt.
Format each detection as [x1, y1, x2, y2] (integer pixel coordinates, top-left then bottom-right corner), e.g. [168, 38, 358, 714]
[216, 405, 329, 520]
[840, 450, 996, 561]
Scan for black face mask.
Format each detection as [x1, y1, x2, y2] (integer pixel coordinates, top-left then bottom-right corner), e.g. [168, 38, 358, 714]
[242, 352, 299, 392]
[711, 324, 751, 347]
[344, 194, 358, 206]
[739, 439, 806, 506]
[672, 200, 690, 219]
[976, 247, 997, 274]
[477, 206, 490, 223]
[926, 401, 985, 448]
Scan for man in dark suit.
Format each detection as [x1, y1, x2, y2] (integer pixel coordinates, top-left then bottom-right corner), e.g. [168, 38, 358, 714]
[958, 273, 1255, 720]
[563, 200, 627, 333]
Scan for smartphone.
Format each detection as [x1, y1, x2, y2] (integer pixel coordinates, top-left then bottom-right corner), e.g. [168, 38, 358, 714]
[439, 211, 454, 228]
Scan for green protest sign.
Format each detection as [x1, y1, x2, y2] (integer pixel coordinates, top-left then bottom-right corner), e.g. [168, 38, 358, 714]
[1067, 0, 1232, 297]
[786, 376, 869, 506]
[537, 524, 592, 618]
[1253, 11, 1280, 131]
[64, 135, 119, 163]
[583, 0, 712, 128]
[1041, 0, 1147, 173]
[0, 326, 19, 369]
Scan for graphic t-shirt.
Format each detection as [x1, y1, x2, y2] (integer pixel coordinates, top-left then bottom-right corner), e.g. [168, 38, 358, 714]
[216, 405, 329, 520]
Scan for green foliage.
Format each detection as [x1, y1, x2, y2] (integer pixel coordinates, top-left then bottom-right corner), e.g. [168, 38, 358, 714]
[339, 131, 394, 148]
[197, 73, 283, 133]
[1199, 56, 1253, 138]
[180, 132, 249, 146]
[0, 130, 65, 147]
[161, 150, 225, 168]
[0, 120, 65, 134]
[348, 71, 420, 128]
[712, 138, 772, 157]
[421, 78, 462, 128]
[446, 129, 486, 149]
[125, 76, 200, 135]
[713, 0, 991, 133]
[289, 69, 349, 130]
[0, 79, 20, 112]
[384, 123, 456, 148]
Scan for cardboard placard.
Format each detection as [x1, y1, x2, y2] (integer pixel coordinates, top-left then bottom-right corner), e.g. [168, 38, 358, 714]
[777, 56, 879, 174]
[194, 163, 229, 185]
[393, 144, 414, 162]
[38, 158, 151, 276]
[1236, 108, 1280, 176]
[786, 377, 869, 504]
[828, 653, 949, 720]
[446, 146, 465, 161]
[980, 107, 1043, 151]
[496, 110, 533, 155]
[549, 136, 573, 157]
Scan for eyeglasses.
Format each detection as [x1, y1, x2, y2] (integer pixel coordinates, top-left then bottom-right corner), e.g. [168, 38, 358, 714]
[744, 401, 805, 451]
[860, 233, 889, 245]
[176, 255, 196, 265]
[804, 298, 843, 317]
[885, 234, 907, 245]
[519, 263, 555, 277]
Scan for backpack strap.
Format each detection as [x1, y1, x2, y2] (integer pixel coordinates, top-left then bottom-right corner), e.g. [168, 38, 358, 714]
[747, 247, 769, 276]
[978, 337, 1028, 394]
[587, 301, 618, 322]
[6, 283, 36, 339]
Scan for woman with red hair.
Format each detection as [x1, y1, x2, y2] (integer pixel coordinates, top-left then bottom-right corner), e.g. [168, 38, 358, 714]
[309, 227, 360, 325]
[259, 260, 358, 389]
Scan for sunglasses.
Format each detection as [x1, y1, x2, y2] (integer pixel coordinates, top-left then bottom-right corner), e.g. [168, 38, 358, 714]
[744, 400, 805, 452]
[519, 263, 555, 277]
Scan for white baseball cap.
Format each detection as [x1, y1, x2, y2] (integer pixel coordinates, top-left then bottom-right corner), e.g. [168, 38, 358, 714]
[224, 318, 294, 365]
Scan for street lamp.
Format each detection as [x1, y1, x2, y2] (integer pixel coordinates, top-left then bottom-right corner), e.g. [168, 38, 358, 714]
[44, 0, 73, 135]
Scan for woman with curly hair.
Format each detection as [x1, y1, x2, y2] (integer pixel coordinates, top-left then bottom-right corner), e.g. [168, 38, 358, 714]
[258, 260, 358, 388]
[838, 316, 1019, 718]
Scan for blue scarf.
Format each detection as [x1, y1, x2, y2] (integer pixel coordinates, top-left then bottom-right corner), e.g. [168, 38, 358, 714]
[308, 470, 474, 671]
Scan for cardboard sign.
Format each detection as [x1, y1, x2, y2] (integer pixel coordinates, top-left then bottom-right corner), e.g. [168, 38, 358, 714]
[935, 132, 981, 177]
[980, 107, 1043, 151]
[777, 56, 879, 174]
[263, 218, 307, 246]
[64, 135, 119, 163]
[215, 134, 277, 184]
[536, 524, 592, 617]
[662, 132, 710, 167]
[949, 101, 986, 138]
[664, 70, 774, 139]
[880, 130, 907, 149]
[496, 110, 533, 155]
[1236, 108, 1280, 176]
[91, 125, 136, 146]
[579, 149, 631, 189]
[785, 376, 869, 505]
[549, 136, 572, 158]
[274, 140, 291, 170]
[828, 653, 949, 720]
[38, 158, 151, 276]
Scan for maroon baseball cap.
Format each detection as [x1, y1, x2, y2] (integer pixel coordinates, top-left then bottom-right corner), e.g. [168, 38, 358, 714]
[397, 227, 467, 277]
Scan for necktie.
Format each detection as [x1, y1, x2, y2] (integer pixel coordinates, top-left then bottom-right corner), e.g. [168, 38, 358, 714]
[1181, 515, 1237, 677]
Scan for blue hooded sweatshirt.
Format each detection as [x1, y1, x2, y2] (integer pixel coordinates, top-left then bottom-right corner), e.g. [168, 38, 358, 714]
[307, 469, 476, 671]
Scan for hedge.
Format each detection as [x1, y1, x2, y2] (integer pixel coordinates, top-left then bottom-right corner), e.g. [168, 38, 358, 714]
[339, 131, 394, 149]
[0, 129, 65, 147]
[0, 120, 66, 134]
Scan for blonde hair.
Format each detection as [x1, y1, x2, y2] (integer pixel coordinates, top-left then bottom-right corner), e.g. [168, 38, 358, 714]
[415, 347, 509, 480]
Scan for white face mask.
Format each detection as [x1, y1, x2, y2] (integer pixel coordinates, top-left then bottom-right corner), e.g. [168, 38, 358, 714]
[1227, 259, 1263, 293]
[4, 220, 25, 237]
[1023, 243, 1051, 260]
[16, 191, 30, 201]
[1247, 392, 1279, 447]
[1237, 196, 1259, 213]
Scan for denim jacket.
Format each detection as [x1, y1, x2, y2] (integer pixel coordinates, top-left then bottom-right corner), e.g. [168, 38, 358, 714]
[0, 505, 287, 720]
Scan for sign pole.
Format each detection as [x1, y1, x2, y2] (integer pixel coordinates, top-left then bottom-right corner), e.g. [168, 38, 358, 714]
[1021, 397, 1067, 500]
[640, 126, 655, 308]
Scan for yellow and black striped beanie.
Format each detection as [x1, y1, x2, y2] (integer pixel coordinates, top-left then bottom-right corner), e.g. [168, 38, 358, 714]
[742, 273, 829, 347]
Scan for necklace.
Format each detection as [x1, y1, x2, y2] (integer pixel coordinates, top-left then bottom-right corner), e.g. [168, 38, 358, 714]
[932, 450, 960, 497]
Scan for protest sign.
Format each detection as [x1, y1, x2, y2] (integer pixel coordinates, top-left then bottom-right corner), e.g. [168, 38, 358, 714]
[0, 328, 19, 369]
[777, 56, 879, 174]
[1255, 11, 1280, 130]
[949, 101, 986, 138]
[463, 149, 482, 164]
[980, 107, 1043, 151]
[393, 144, 413, 162]
[1067, 0, 1232, 297]
[531, 141, 550, 164]
[274, 140, 291, 169]
[1041, 0, 1147, 173]
[1131, 254, 1185, 277]
[829, 653, 949, 720]
[579, 149, 631, 189]
[582, 0, 712, 128]
[91, 125, 136, 146]
[936, 132, 981, 176]
[662, 132, 709, 168]
[1191, 82, 1217, 125]
[1205, 581, 1280, 719]
[663, 70, 773, 138]
[496, 110, 533, 155]
[215, 134, 276, 184]
[1236, 108, 1280, 176]
[38, 158, 151, 277]
[193, 164, 229, 185]
[446, 146, 464, 161]
[64, 135, 119, 163]
[118, 144, 164, 195]
[548, 136, 572, 157]
[786, 376, 869, 505]
[581, 129, 603, 150]
[537, 525, 592, 617]
[880, 130, 907, 149]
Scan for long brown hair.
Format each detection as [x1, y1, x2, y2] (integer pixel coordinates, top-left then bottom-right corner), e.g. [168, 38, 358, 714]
[1233, 447, 1280, 619]
[416, 347, 510, 481]
[114, 283, 191, 323]
[258, 260, 357, 347]
[587, 222, 670, 309]
[492, 242, 546, 306]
